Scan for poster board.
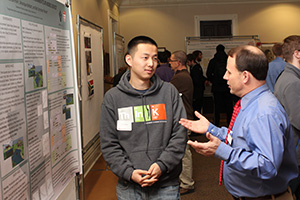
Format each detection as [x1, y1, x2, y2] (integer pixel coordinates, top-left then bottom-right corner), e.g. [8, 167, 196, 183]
[77, 16, 104, 148]
[185, 36, 261, 75]
[114, 33, 125, 75]
[0, 0, 82, 199]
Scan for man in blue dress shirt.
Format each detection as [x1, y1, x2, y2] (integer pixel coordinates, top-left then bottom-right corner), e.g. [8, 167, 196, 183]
[180, 45, 298, 199]
[266, 43, 286, 93]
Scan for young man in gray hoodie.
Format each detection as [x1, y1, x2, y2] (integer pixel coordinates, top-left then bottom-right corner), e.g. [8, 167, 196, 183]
[100, 36, 187, 200]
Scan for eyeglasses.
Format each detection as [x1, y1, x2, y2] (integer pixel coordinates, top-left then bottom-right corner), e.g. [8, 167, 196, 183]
[169, 59, 178, 62]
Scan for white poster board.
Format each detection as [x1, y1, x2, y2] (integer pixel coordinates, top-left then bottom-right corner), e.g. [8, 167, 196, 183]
[77, 16, 104, 148]
[0, 0, 82, 199]
[114, 33, 125, 75]
[185, 36, 261, 75]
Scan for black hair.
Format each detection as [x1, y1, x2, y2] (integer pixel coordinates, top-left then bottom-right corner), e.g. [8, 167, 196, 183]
[158, 50, 171, 63]
[126, 35, 158, 55]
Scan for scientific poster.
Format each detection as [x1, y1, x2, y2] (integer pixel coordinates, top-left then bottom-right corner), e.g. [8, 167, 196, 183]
[186, 36, 260, 75]
[0, 0, 81, 200]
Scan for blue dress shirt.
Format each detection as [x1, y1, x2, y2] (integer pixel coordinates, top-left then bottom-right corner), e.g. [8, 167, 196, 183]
[208, 84, 298, 198]
[266, 57, 286, 92]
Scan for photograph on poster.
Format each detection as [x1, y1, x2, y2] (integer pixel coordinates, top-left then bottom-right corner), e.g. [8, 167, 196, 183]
[65, 108, 71, 120]
[28, 64, 43, 88]
[3, 145, 13, 160]
[3, 137, 24, 168]
[85, 51, 92, 75]
[88, 79, 94, 98]
[84, 36, 91, 49]
[66, 94, 74, 105]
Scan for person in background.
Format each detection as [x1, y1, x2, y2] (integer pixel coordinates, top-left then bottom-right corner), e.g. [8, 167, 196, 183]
[169, 50, 195, 195]
[206, 44, 233, 126]
[180, 45, 298, 200]
[113, 53, 129, 87]
[186, 53, 206, 117]
[113, 66, 128, 87]
[192, 50, 203, 64]
[156, 49, 174, 82]
[266, 43, 286, 93]
[274, 35, 300, 200]
[100, 36, 187, 200]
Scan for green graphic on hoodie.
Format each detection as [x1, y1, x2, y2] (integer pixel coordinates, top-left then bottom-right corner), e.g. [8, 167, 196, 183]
[134, 105, 151, 122]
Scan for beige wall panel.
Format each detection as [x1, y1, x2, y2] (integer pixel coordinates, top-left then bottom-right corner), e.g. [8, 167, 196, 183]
[72, 0, 120, 55]
[120, 3, 300, 52]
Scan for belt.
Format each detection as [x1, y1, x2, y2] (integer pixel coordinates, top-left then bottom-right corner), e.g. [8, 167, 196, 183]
[232, 189, 288, 200]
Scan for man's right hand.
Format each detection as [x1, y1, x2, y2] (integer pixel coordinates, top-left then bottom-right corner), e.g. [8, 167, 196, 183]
[179, 111, 209, 134]
[131, 169, 149, 186]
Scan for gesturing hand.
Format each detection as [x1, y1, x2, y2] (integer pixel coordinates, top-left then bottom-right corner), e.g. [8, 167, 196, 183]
[179, 111, 210, 134]
[188, 133, 221, 157]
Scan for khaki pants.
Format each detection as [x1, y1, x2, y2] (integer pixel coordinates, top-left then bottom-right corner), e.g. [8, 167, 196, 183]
[179, 144, 194, 189]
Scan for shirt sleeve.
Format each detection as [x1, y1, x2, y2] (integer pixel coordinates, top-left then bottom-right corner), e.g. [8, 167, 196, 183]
[215, 113, 285, 179]
[207, 123, 229, 141]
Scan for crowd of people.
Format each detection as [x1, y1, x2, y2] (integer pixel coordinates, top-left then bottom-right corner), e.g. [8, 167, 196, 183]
[100, 35, 300, 200]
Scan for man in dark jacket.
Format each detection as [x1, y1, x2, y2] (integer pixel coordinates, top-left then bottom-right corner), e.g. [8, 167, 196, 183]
[187, 53, 206, 118]
[206, 44, 233, 126]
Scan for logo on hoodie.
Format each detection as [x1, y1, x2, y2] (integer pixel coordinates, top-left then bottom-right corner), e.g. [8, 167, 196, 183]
[118, 104, 166, 122]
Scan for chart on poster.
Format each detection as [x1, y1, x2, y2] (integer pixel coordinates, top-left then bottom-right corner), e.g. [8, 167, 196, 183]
[0, 0, 81, 199]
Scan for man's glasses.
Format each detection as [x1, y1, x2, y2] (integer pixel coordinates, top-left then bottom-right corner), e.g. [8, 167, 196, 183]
[169, 59, 178, 62]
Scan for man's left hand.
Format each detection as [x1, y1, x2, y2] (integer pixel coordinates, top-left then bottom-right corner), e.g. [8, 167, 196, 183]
[188, 132, 221, 156]
[140, 163, 161, 187]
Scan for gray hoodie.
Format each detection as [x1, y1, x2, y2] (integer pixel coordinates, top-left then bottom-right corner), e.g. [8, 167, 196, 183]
[100, 71, 187, 187]
[275, 62, 300, 165]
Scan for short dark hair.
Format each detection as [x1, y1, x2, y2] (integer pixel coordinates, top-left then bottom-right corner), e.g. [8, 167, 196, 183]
[186, 53, 195, 62]
[192, 50, 202, 58]
[228, 45, 268, 80]
[158, 50, 171, 63]
[272, 43, 283, 57]
[282, 35, 300, 62]
[126, 35, 158, 56]
[216, 44, 225, 52]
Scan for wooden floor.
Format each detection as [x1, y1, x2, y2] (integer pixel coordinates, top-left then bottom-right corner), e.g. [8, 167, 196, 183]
[83, 113, 233, 200]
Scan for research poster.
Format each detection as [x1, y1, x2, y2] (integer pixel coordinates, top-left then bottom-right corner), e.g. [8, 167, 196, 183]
[186, 37, 260, 75]
[0, 0, 81, 199]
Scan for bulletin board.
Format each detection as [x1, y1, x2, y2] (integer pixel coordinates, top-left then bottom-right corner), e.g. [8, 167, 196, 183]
[0, 0, 82, 199]
[77, 16, 104, 148]
[114, 32, 125, 75]
[185, 36, 261, 75]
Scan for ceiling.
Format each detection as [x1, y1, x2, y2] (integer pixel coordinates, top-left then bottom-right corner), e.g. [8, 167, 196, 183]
[115, 0, 299, 7]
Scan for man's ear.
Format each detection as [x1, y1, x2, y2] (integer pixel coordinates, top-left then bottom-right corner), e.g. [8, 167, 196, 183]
[242, 71, 250, 84]
[294, 50, 300, 60]
[125, 54, 132, 67]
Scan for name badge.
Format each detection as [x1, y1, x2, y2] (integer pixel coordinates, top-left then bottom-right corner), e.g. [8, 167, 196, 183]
[117, 120, 132, 131]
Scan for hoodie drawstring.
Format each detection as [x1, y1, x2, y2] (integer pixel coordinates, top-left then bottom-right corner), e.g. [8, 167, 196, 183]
[141, 95, 152, 161]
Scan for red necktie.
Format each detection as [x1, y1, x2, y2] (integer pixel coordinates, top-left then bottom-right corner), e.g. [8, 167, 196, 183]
[219, 99, 241, 186]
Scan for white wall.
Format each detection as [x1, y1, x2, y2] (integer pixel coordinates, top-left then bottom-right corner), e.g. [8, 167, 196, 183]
[119, 2, 300, 52]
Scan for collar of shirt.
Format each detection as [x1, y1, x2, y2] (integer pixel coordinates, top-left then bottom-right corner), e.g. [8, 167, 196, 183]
[240, 84, 268, 111]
